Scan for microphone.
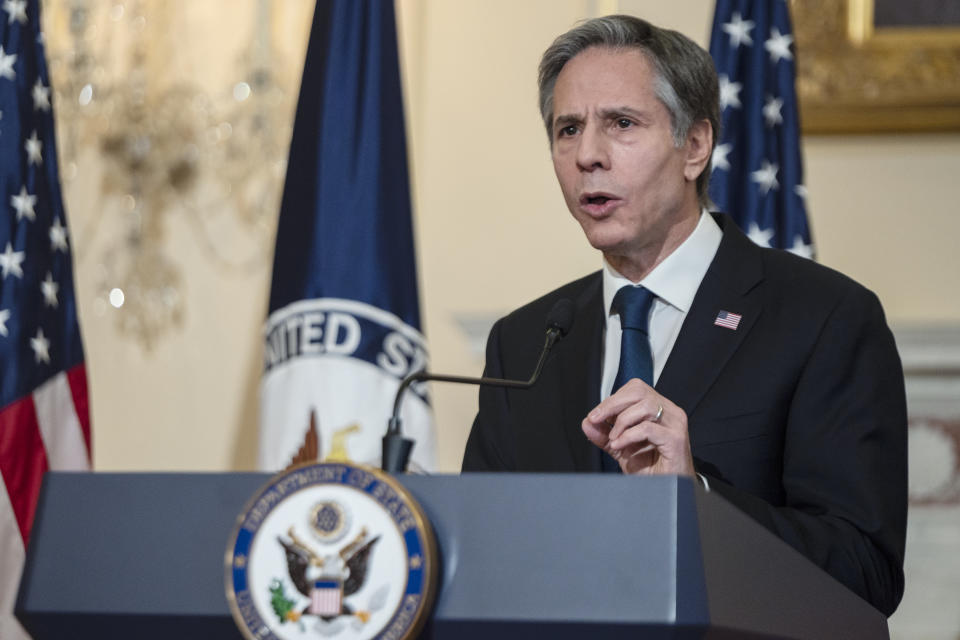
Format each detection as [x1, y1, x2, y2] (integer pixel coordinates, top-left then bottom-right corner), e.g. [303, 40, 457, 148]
[382, 298, 575, 473]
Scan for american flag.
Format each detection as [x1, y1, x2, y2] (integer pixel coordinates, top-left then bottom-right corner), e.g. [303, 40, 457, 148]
[0, 1, 91, 638]
[714, 310, 743, 330]
[708, 0, 814, 258]
[309, 579, 342, 617]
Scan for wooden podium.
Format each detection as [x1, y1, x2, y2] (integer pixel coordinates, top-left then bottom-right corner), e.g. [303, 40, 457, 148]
[16, 472, 888, 639]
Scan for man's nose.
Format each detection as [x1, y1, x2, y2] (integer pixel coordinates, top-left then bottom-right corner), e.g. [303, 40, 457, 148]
[576, 124, 609, 172]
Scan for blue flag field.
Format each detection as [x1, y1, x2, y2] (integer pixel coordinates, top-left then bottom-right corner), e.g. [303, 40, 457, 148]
[708, 0, 814, 257]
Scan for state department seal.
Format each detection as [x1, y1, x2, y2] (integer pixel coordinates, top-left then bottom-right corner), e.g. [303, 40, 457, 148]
[226, 463, 438, 640]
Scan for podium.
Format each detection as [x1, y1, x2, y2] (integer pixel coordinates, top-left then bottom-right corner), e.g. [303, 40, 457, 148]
[16, 472, 888, 639]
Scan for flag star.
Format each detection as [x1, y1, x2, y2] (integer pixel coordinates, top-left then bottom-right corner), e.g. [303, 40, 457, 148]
[763, 95, 784, 127]
[747, 223, 774, 248]
[751, 159, 780, 194]
[11, 184, 37, 221]
[50, 217, 69, 251]
[1, 242, 25, 278]
[0, 45, 16, 80]
[765, 27, 793, 63]
[31, 328, 51, 364]
[3, 0, 26, 24]
[32, 78, 50, 111]
[718, 75, 742, 110]
[41, 272, 60, 308]
[788, 236, 814, 259]
[0, 307, 9, 337]
[712, 143, 733, 171]
[25, 129, 42, 164]
[794, 184, 808, 200]
[722, 12, 755, 48]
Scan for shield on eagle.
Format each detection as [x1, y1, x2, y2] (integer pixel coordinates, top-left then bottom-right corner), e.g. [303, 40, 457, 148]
[309, 577, 343, 617]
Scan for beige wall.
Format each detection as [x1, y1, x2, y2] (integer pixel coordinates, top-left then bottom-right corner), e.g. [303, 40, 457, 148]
[51, 1, 314, 472]
[52, 1, 960, 475]
[805, 134, 960, 322]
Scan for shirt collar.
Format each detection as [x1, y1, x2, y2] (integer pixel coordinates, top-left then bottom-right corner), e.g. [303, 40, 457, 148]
[603, 210, 723, 317]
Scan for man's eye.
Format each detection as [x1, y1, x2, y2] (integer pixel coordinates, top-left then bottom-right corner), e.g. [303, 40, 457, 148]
[615, 118, 633, 129]
[557, 125, 578, 137]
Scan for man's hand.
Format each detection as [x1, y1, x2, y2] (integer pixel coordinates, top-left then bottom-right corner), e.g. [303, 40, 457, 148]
[582, 378, 695, 476]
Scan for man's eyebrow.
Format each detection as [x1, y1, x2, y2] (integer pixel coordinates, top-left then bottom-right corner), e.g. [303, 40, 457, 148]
[553, 113, 581, 129]
[597, 106, 648, 120]
[553, 106, 651, 129]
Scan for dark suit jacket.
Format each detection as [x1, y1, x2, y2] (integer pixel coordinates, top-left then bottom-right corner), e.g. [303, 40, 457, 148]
[462, 213, 907, 616]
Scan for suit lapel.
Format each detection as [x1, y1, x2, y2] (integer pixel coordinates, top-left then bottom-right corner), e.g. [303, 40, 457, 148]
[656, 216, 764, 417]
[554, 273, 604, 471]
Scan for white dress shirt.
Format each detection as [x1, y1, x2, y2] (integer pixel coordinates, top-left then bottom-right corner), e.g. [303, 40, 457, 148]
[600, 212, 722, 487]
[600, 211, 723, 399]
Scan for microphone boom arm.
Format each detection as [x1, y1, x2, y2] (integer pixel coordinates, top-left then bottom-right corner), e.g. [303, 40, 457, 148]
[382, 298, 574, 474]
[388, 326, 563, 421]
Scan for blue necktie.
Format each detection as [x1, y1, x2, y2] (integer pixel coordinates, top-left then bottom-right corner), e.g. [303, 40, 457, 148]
[601, 285, 656, 472]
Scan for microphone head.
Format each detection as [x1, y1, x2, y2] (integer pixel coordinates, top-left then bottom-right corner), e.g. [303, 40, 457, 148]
[546, 298, 575, 337]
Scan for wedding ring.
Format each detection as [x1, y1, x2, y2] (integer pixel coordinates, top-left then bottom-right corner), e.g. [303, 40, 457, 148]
[654, 404, 664, 422]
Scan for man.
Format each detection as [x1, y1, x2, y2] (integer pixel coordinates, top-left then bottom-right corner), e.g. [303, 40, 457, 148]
[462, 15, 907, 616]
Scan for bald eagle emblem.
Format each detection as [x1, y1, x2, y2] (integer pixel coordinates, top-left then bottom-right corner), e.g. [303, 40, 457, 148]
[273, 525, 382, 626]
[227, 463, 437, 639]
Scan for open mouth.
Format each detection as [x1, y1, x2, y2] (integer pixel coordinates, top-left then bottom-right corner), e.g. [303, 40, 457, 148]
[580, 192, 618, 208]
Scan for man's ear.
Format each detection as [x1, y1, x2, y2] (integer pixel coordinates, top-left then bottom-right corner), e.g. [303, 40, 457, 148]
[683, 119, 713, 182]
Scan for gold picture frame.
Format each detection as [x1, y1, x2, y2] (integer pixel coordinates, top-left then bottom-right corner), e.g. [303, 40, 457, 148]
[791, 0, 960, 133]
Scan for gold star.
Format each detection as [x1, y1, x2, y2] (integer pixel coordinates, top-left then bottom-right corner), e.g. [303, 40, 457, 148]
[409, 554, 422, 570]
[234, 554, 247, 569]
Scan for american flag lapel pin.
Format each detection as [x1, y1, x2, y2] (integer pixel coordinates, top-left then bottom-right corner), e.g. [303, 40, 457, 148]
[714, 310, 742, 330]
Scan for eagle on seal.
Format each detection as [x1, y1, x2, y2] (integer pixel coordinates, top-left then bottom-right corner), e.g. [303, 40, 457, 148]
[278, 526, 381, 622]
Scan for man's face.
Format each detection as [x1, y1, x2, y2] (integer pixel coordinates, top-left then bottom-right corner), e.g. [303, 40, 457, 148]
[550, 47, 701, 269]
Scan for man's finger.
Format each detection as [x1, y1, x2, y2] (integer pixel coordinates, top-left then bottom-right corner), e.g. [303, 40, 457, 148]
[609, 422, 674, 451]
[608, 399, 664, 441]
[624, 442, 657, 457]
[586, 378, 655, 425]
[581, 418, 611, 448]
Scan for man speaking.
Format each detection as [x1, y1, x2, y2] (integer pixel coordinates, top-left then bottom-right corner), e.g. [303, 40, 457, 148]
[462, 15, 907, 616]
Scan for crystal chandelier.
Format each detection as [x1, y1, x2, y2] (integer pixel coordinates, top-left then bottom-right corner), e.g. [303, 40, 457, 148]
[45, 0, 295, 350]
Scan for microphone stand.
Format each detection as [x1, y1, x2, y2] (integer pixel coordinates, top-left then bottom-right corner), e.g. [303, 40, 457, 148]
[382, 324, 566, 474]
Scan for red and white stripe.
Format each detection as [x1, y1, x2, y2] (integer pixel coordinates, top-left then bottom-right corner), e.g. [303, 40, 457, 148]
[310, 583, 342, 617]
[0, 365, 91, 640]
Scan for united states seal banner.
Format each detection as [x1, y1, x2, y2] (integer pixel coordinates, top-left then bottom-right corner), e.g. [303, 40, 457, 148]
[0, 2, 92, 639]
[259, 0, 435, 471]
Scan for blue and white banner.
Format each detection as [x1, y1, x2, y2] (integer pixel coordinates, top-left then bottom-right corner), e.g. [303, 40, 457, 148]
[259, 0, 435, 471]
[708, 0, 814, 257]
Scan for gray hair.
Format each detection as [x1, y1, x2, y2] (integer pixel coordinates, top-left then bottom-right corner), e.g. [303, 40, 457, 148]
[538, 15, 720, 208]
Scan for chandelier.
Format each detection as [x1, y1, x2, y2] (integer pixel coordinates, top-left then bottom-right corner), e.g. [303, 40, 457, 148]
[44, 0, 296, 350]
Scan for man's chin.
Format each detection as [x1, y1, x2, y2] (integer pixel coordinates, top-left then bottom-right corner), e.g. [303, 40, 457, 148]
[582, 232, 629, 255]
